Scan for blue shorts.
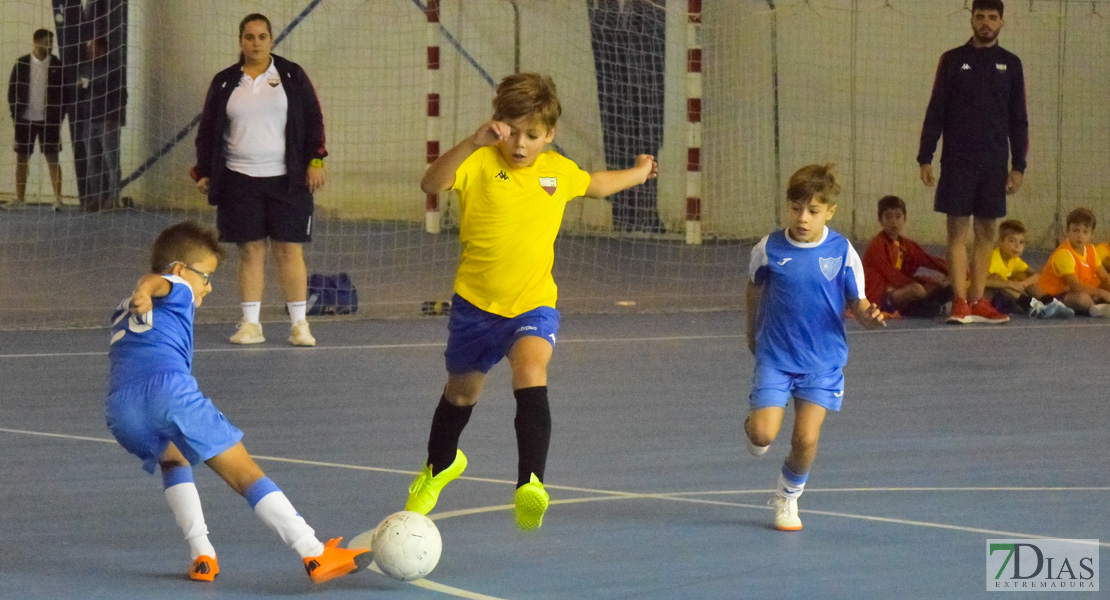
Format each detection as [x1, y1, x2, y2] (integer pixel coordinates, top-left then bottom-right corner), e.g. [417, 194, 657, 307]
[749, 364, 845, 412]
[105, 371, 244, 474]
[444, 294, 560, 374]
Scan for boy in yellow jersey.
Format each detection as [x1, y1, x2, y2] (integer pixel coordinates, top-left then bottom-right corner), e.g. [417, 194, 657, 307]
[1097, 241, 1110, 272]
[1038, 207, 1110, 317]
[404, 72, 657, 530]
[986, 219, 1072, 318]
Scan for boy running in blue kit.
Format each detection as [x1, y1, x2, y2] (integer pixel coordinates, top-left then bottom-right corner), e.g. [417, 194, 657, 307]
[105, 222, 367, 583]
[404, 73, 657, 530]
[744, 165, 885, 530]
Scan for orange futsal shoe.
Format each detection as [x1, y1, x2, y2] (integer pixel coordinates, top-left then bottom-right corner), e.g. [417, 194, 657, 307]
[188, 555, 219, 581]
[303, 538, 370, 584]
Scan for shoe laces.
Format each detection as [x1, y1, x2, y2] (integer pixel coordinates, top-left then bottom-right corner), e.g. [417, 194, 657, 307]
[408, 468, 431, 494]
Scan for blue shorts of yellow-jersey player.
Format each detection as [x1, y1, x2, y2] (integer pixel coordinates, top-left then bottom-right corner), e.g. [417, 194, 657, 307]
[749, 364, 845, 412]
[105, 371, 244, 474]
[444, 294, 560, 375]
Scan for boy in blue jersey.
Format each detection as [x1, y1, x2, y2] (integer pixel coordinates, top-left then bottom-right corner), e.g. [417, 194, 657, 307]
[105, 221, 367, 583]
[404, 73, 657, 531]
[744, 165, 885, 531]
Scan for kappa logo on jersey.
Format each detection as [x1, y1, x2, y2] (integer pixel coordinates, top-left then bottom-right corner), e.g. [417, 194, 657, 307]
[961, 63, 971, 70]
[818, 256, 843, 281]
[495, 170, 509, 181]
[777, 257, 793, 266]
[539, 176, 557, 196]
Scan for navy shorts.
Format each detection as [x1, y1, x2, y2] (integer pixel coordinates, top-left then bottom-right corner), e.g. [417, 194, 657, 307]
[933, 161, 1008, 219]
[750, 363, 845, 412]
[444, 294, 560, 374]
[13, 119, 61, 156]
[105, 371, 244, 474]
[213, 168, 314, 243]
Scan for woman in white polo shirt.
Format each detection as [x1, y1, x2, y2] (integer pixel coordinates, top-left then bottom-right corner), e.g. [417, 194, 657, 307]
[193, 13, 326, 347]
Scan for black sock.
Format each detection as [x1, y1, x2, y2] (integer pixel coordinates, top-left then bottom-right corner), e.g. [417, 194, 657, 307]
[1016, 294, 1033, 312]
[513, 386, 551, 488]
[426, 394, 472, 476]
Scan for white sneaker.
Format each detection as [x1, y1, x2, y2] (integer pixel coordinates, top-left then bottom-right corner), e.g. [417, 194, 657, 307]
[289, 321, 316, 346]
[1042, 299, 1075, 319]
[769, 495, 802, 531]
[230, 321, 265, 344]
[1028, 297, 1045, 317]
[1089, 303, 1110, 318]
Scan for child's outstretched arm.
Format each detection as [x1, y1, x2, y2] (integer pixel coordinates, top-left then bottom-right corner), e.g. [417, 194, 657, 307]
[585, 154, 658, 198]
[420, 120, 510, 194]
[130, 274, 172, 315]
[848, 298, 886, 330]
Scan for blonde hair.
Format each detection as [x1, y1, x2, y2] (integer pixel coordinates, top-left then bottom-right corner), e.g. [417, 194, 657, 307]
[492, 73, 561, 131]
[787, 164, 841, 205]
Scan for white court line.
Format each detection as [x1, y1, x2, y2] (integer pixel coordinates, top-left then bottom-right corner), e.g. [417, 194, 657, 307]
[2, 320, 1106, 359]
[6, 424, 1109, 600]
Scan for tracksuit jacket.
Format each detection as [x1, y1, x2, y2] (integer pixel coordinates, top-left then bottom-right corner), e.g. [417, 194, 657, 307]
[7, 53, 64, 124]
[193, 54, 327, 204]
[917, 40, 1029, 172]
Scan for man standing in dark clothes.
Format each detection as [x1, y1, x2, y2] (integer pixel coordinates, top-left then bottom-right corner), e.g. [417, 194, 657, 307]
[918, 0, 1028, 325]
[7, 29, 64, 209]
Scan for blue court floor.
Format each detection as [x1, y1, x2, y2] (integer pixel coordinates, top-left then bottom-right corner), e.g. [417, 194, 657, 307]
[1, 312, 1106, 599]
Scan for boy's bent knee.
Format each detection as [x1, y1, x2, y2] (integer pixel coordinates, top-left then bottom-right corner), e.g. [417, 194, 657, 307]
[747, 429, 775, 448]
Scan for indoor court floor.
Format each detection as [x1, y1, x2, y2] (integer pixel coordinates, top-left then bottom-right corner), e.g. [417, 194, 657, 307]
[1, 312, 1106, 599]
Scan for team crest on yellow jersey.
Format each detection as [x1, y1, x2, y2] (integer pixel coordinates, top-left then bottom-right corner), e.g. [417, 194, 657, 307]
[539, 176, 557, 195]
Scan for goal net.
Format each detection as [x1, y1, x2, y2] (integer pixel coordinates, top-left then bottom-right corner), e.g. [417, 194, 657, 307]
[1, 0, 1107, 329]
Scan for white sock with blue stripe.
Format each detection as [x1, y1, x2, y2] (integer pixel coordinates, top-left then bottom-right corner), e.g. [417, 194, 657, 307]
[246, 477, 324, 559]
[776, 464, 809, 500]
[162, 466, 216, 560]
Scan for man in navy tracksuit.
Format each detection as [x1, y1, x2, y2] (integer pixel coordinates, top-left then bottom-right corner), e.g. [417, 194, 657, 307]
[918, 0, 1028, 325]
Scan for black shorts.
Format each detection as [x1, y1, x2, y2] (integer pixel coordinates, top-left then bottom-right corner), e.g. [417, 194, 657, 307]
[933, 161, 1008, 219]
[13, 119, 61, 156]
[213, 168, 314, 244]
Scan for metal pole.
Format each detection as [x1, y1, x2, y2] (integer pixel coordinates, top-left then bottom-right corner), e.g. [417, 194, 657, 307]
[511, 0, 520, 73]
[767, 1, 782, 227]
[1053, 0, 1068, 243]
[849, 0, 859, 239]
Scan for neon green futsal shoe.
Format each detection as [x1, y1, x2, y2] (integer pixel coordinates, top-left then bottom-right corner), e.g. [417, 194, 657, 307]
[514, 473, 549, 531]
[405, 449, 467, 514]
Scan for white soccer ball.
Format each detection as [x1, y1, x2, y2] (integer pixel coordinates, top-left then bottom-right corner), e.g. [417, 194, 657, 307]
[370, 511, 442, 581]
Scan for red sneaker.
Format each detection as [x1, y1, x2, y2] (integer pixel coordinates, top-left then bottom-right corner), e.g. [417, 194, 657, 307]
[303, 538, 370, 584]
[946, 297, 973, 324]
[969, 297, 1010, 324]
[188, 555, 219, 582]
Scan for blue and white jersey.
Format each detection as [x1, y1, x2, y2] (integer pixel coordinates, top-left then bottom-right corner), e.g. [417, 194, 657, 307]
[749, 227, 866, 374]
[108, 275, 195, 389]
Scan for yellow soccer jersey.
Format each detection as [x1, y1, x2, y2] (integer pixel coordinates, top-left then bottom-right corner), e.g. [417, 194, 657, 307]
[451, 146, 591, 317]
[988, 247, 1029, 280]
